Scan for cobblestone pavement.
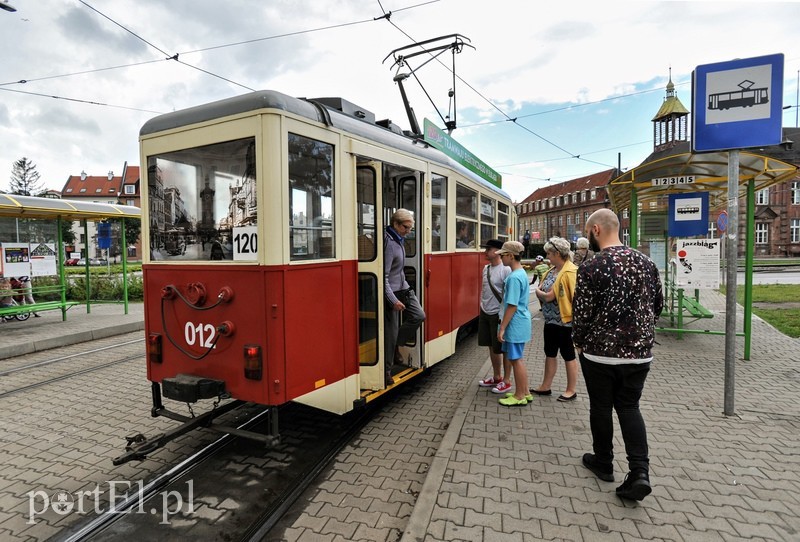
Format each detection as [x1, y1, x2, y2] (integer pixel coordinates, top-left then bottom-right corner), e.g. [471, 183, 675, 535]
[2, 292, 800, 541]
[0, 332, 222, 541]
[268, 290, 800, 542]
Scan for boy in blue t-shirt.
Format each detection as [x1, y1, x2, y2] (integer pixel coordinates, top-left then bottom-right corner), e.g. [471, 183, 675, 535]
[496, 241, 532, 406]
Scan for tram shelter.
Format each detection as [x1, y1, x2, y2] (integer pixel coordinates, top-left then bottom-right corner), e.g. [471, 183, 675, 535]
[606, 146, 797, 359]
[0, 194, 141, 320]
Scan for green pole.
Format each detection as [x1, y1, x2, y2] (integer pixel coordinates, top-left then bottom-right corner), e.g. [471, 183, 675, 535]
[57, 216, 68, 321]
[744, 180, 755, 360]
[121, 218, 129, 314]
[83, 219, 91, 313]
[630, 189, 638, 248]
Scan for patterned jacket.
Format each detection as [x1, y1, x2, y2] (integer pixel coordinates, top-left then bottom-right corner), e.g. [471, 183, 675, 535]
[572, 245, 663, 360]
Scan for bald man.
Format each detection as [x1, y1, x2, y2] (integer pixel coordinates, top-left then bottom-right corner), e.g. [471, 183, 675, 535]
[572, 208, 663, 501]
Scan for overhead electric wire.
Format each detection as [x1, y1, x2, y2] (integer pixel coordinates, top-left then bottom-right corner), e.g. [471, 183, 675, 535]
[375, 2, 616, 170]
[6, 0, 688, 178]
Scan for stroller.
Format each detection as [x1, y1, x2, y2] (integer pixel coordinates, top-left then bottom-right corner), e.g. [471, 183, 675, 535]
[0, 277, 31, 322]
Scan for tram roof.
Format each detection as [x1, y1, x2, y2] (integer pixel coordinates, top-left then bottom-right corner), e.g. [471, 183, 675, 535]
[0, 194, 141, 220]
[607, 139, 798, 212]
[140, 89, 511, 200]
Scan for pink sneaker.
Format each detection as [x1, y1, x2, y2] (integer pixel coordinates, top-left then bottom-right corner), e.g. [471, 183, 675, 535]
[478, 376, 501, 387]
[491, 381, 512, 394]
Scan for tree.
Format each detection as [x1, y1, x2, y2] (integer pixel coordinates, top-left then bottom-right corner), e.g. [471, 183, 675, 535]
[9, 157, 44, 196]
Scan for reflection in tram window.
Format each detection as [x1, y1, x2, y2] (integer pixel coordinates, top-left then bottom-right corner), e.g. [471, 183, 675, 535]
[289, 133, 335, 261]
[357, 167, 377, 261]
[431, 174, 447, 252]
[456, 183, 477, 248]
[147, 138, 257, 262]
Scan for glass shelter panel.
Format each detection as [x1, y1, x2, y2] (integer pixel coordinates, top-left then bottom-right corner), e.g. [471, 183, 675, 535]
[289, 133, 335, 261]
[147, 137, 257, 262]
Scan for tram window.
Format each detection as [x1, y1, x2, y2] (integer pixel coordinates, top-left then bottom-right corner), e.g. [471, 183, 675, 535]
[289, 133, 335, 261]
[146, 137, 257, 262]
[431, 174, 447, 252]
[358, 273, 379, 366]
[399, 176, 418, 258]
[498, 202, 509, 241]
[456, 183, 477, 248]
[357, 167, 376, 261]
[480, 195, 496, 245]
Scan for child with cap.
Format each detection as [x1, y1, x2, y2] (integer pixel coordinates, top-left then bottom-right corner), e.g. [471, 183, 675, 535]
[495, 241, 532, 406]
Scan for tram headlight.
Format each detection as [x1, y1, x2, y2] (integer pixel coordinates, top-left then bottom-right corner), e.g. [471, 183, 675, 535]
[148, 333, 163, 364]
[244, 344, 262, 380]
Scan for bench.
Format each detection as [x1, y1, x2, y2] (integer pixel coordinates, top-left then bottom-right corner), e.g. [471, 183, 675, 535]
[0, 300, 81, 319]
[680, 295, 714, 319]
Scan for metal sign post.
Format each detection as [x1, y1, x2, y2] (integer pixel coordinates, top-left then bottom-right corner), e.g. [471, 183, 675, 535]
[724, 151, 739, 416]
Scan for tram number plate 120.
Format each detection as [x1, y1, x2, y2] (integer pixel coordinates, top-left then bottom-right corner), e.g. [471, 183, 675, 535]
[233, 226, 258, 261]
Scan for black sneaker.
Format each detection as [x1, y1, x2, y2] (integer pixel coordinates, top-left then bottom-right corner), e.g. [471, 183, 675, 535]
[616, 471, 652, 501]
[582, 453, 614, 482]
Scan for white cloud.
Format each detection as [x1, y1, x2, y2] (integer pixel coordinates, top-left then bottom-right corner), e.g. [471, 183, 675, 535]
[1, 0, 799, 203]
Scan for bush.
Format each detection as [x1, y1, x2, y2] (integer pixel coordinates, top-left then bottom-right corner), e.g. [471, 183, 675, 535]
[31, 274, 143, 302]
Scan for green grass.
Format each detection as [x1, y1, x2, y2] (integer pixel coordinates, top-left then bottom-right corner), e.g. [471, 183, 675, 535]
[731, 283, 800, 304]
[751, 308, 800, 338]
[720, 284, 800, 338]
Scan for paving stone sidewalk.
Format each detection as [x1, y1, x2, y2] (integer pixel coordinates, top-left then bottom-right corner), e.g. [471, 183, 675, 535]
[269, 290, 800, 542]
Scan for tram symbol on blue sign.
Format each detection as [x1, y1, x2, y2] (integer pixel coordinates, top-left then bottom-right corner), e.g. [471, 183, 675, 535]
[692, 53, 784, 152]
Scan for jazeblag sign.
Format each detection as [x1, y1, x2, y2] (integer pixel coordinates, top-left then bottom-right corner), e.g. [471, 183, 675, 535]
[423, 118, 501, 188]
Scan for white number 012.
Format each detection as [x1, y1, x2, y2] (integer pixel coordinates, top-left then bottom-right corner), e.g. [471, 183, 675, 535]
[185, 322, 216, 348]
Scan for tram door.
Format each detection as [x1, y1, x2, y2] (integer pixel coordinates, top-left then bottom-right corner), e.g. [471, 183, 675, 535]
[383, 165, 424, 373]
[355, 160, 423, 390]
[355, 161, 384, 390]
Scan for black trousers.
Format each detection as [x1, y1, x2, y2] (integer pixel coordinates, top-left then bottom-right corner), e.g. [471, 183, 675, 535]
[579, 353, 650, 475]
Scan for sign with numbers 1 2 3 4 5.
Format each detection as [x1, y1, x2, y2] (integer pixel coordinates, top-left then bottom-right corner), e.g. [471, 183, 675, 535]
[233, 226, 258, 261]
[651, 175, 695, 186]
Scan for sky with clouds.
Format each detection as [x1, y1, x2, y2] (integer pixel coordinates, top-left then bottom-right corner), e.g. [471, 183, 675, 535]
[2, 0, 799, 202]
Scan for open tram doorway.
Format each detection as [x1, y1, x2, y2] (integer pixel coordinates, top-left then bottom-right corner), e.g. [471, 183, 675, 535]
[355, 159, 424, 391]
[383, 164, 424, 376]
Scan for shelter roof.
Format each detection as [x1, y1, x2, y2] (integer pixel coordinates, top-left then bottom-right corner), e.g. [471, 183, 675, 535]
[607, 130, 799, 212]
[0, 194, 141, 220]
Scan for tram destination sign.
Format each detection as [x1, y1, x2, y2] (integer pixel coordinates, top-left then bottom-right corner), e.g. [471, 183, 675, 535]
[651, 175, 695, 186]
[423, 118, 502, 188]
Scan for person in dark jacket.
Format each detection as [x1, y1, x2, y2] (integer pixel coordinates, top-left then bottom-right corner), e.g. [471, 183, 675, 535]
[573, 209, 663, 501]
[384, 209, 425, 387]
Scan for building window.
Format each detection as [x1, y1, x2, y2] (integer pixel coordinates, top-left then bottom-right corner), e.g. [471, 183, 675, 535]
[558, 216, 563, 227]
[622, 209, 629, 219]
[622, 228, 630, 246]
[124, 184, 136, 195]
[791, 219, 800, 243]
[756, 188, 769, 205]
[535, 201, 540, 211]
[126, 199, 135, 206]
[591, 189, 596, 200]
[567, 215, 572, 226]
[584, 211, 589, 222]
[575, 212, 580, 225]
[792, 181, 800, 205]
[708, 221, 717, 239]
[755, 223, 769, 244]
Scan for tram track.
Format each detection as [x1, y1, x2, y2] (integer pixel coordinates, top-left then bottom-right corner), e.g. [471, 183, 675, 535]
[56, 398, 383, 542]
[0, 338, 144, 399]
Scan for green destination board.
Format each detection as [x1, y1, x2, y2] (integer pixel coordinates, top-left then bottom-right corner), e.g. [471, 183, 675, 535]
[423, 118, 502, 188]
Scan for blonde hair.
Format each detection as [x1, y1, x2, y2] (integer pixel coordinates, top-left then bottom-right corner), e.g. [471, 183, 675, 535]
[544, 237, 572, 259]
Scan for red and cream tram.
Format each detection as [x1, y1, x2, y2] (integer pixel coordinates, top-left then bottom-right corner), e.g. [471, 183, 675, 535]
[140, 90, 515, 421]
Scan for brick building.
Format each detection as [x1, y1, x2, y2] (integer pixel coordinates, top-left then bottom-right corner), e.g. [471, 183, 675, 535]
[516, 73, 800, 257]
